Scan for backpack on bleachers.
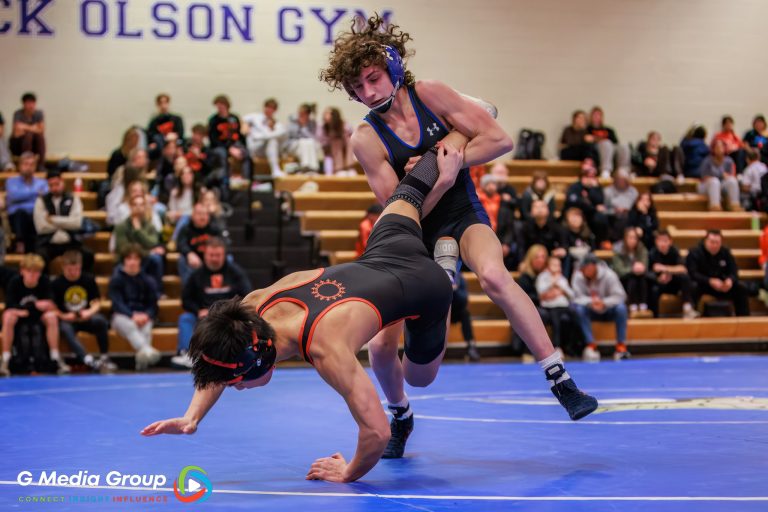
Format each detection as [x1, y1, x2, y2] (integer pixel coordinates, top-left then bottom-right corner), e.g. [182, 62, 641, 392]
[10, 321, 55, 374]
[513, 129, 545, 160]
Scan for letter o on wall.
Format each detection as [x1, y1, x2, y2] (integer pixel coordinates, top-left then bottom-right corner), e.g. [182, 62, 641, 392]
[80, 0, 108, 36]
[188, 3, 212, 40]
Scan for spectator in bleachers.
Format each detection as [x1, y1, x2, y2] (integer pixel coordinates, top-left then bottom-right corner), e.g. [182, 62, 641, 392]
[284, 103, 322, 172]
[6, 152, 47, 254]
[245, 98, 286, 178]
[564, 161, 609, 245]
[559, 110, 596, 163]
[743, 114, 768, 165]
[111, 180, 164, 234]
[9, 93, 45, 169]
[317, 107, 355, 175]
[520, 170, 556, 222]
[648, 230, 698, 319]
[562, 207, 595, 270]
[611, 227, 652, 317]
[114, 194, 165, 292]
[521, 199, 567, 259]
[633, 131, 683, 189]
[588, 106, 629, 179]
[104, 127, 142, 207]
[686, 230, 750, 316]
[740, 148, 767, 210]
[172, 237, 251, 369]
[154, 135, 182, 202]
[514, 244, 548, 361]
[603, 168, 638, 240]
[355, 204, 383, 257]
[478, 174, 501, 232]
[105, 148, 149, 227]
[177, 202, 223, 284]
[183, 124, 212, 181]
[451, 272, 480, 362]
[108, 245, 160, 371]
[571, 253, 629, 362]
[167, 166, 201, 235]
[535, 255, 579, 356]
[1, 254, 68, 376]
[489, 161, 519, 216]
[0, 112, 15, 170]
[52, 250, 116, 372]
[33, 170, 93, 272]
[200, 188, 229, 233]
[713, 115, 746, 172]
[681, 125, 710, 178]
[147, 93, 185, 159]
[627, 192, 659, 251]
[698, 138, 741, 211]
[208, 95, 250, 190]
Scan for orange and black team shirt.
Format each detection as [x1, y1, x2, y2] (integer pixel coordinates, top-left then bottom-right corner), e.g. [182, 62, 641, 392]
[147, 113, 184, 142]
[255, 265, 424, 365]
[208, 113, 243, 149]
[587, 124, 618, 144]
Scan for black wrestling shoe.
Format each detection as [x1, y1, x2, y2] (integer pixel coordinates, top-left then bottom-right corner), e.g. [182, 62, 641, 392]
[382, 415, 414, 459]
[551, 378, 598, 421]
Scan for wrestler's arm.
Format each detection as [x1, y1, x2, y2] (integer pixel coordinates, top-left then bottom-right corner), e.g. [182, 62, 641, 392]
[308, 347, 390, 482]
[417, 79, 514, 167]
[352, 125, 469, 218]
[140, 383, 226, 436]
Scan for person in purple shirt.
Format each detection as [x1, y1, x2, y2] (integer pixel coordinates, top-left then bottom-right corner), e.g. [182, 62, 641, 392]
[6, 152, 48, 254]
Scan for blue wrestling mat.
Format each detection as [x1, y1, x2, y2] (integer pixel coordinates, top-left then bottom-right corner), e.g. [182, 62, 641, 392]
[1, 356, 766, 512]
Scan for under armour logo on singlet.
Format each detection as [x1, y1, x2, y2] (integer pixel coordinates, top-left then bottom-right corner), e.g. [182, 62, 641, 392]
[426, 123, 440, 136]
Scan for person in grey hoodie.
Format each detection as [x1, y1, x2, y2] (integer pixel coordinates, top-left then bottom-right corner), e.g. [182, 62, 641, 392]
[603, 168, 638, 240]
[571, 253, 629, 362]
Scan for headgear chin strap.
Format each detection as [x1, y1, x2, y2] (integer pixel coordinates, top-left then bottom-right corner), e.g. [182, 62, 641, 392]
[345, 45, 405, 114]
[202, 332, 277, 385]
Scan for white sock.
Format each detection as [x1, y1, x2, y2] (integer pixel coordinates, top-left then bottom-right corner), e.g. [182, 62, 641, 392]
[387, 395, 413, 420]
[51, 349, 61, 360]
[2, 351, 10, 363]
[538, 351, 570, 387]
[84, 354, 94, 365]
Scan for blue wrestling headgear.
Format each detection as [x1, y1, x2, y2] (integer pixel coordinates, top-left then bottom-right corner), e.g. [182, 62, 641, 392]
[345, 45, 405, 114]
[201, 332, 276, 385]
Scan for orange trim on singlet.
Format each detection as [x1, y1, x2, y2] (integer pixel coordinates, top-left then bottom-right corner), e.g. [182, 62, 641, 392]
[383, 314, 420, 328]
[259, 297, 310, 358]
[303, 298, 383, 366]
[255, 268, 324, 315]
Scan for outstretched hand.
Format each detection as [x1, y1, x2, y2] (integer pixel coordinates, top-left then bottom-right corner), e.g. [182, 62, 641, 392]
[306, 453, 349, 483]
[141, 417, 198, 436]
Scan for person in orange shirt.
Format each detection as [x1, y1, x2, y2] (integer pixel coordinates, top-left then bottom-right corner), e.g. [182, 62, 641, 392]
[355, 204, 384, 257]
[712, 115, 746, 172]
[477, 173, 501, 232]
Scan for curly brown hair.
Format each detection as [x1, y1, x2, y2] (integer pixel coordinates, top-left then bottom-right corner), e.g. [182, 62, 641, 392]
[319, 13, 415, 94]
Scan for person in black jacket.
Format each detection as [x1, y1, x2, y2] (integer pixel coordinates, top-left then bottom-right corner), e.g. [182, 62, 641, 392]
[1, 254, 69, 376]
[685, 230, 749, 316]
[109, 245, 161, 370]
[564, 163, 609, 244]
[648, 230, 698, 319]
[520, 200, 568, 258]
[177, 203, 224, 284]
[627, 192, 659, 251]
[172, 237, 251, 369]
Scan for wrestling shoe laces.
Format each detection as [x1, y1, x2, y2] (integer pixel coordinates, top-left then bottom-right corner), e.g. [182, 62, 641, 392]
[547, 364, 598, 421]
[382, 412, 414, 459]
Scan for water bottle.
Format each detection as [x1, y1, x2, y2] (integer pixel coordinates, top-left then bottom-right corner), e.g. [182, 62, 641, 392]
[74, 177, 83, 193]
[751, 211, 761, 231]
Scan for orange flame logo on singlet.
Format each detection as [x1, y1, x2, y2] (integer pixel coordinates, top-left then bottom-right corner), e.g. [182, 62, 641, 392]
[311, 279, 346, 302]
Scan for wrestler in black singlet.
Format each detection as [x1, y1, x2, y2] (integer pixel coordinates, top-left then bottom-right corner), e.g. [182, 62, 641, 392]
[365, 86, 491, 253]
[256, 215, 452, 365]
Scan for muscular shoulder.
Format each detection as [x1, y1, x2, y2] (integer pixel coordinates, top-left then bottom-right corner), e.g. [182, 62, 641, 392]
[244, 269, 323, 308]
[350, 122, 388, 165]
